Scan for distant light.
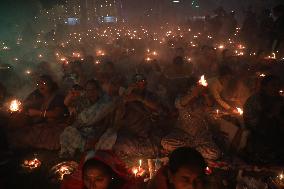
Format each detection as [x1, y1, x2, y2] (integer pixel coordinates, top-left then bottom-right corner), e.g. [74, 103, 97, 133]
[172, 0, 180, 3]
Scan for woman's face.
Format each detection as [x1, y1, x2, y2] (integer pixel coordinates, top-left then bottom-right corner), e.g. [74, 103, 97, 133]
[37, 80, 50, 95]
[83, 168, 111, 189]
[170, 167, 202, 189]
[85, 83, 99, 102]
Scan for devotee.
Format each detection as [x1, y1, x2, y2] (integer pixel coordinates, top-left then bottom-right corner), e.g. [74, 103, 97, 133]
[113, 74, 163, 160]
[61, 150, 143, 189]
[8, 75, 67, 150]
[161, 78, 221, 161]
[148, 147, 208, 189]
[207, 65, 238, 113]
[244, 75, 284, 164]
[60, 79, 114, 157]
[24, 75, 66, 123]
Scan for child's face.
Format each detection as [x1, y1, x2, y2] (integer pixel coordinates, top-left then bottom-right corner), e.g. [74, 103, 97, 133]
[83, 168, 111, 189]
[170, 167, 202, 189]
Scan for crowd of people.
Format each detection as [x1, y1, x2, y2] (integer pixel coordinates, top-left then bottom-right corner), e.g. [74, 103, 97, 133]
[0, 4, 284, 189]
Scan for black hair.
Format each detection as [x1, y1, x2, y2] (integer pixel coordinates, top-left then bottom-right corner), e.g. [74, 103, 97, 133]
[82, 159, 124, 189]
[168, 147, 206, 175]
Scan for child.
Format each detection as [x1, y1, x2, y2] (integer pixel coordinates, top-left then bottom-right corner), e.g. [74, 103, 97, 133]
[148, 147, 207, 189]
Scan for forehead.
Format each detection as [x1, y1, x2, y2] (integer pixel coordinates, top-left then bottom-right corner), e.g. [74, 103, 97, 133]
[174, 167, 201, 178]
[84, 168, 106, 178]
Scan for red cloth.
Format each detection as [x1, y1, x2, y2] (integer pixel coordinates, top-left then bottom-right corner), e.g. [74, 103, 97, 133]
[61, 150, 135, 189]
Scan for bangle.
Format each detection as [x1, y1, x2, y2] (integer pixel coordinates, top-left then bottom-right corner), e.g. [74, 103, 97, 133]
[43, 110, 47, 118]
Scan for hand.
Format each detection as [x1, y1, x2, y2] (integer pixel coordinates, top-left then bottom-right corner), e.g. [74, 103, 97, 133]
[230, 108, 240, 115]
[27, 109, 41, 117]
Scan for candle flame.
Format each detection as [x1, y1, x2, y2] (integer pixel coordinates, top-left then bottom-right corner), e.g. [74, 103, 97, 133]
[145, 57, 151, 62]
[198, 75, 208, 87]
[236, 107, 243, 115]
[132, 167, 138, 176]
[9, 99, 21, 112]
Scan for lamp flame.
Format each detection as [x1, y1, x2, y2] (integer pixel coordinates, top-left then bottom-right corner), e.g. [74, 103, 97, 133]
[198, 75, 208, 87]
[9, 99, 21, 112]
[236, 107, 243, 115]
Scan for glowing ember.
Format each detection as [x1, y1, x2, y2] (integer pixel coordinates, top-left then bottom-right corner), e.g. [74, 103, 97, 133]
[274, 172, 284, 187]
[132, 167, 138, 177]
[145, 57, 151, 62]
[96, 50, 105, 56]
[218, 45, 225, 49]
[280, 173, 284, 180]
[72, 52, 81, 58]
[238, 44, 245, 49]
[205, 166, 212, 175]
[22, 158, 41, 170]
[152, 51, 158, 56]
[50, 161, 78, 181]
[236, 107, 243, 115]
[259, 73, 266, 77]
[9, 99, 21, 112]
[265, 52, 277, 60]
[25, 70, 32, 75]
[198, 75, 208, 87]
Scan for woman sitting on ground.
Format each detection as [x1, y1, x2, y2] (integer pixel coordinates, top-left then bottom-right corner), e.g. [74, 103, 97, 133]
[8, 75, 67, 150]
[161, 78, 221, 161]
[24, 75, 67, 123]
[60, 79, 114, 157]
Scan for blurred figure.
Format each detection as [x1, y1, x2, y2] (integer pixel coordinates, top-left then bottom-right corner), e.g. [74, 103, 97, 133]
[113, 74, 163, 160]
[272, 4, 284, 54]
[60, 79, 114, 157]
[258, 9, 274, 53]
[8, 75, 67, 150]
[244, 75, 284, 164]
[241, 7, 258, 52]
[148, 147, 207, 189]
[161, 78, 220, 161]
[208, 66, 237, 113]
